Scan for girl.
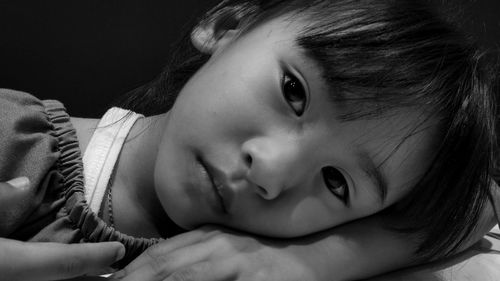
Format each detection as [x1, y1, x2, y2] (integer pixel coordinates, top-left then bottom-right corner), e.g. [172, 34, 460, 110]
[1, 0, 498, 280]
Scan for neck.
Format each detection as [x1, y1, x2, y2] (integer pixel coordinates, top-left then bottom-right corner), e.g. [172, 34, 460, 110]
[110, 114, 166, 238]
[72, 112, 183, 239]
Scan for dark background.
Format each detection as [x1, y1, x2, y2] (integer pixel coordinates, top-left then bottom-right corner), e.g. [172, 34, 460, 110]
[0, 1, 498, 117]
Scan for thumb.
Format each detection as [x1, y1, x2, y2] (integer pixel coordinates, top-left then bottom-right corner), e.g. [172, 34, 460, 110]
[1, 239, 125, 281]
[59, 241, 127, 276]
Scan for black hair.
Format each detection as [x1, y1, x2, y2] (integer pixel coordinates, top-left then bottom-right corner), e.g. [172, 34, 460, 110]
[113, 0, 499, 261]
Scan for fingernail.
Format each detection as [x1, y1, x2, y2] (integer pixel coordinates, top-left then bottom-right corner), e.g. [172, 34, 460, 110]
[115, 245, 126, 261]
[110, 270, 125, 279]
[87, 267, 117, 277]
[7, 177, 30, 190]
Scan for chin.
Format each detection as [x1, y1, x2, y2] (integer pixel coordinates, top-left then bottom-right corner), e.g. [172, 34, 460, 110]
[164, 206, 205, 230]
[232, 222, 315, 238]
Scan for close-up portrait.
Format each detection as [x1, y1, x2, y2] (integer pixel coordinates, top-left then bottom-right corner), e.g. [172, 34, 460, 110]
[1, 1, 499, 280]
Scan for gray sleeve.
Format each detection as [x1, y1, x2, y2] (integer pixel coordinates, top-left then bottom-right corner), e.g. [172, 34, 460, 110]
[0, 89, 61, 237]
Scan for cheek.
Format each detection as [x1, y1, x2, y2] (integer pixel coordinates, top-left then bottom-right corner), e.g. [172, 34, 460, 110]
[153, 143, 174, 212]
[153, 132, 188, 212]
[169, 84, 228, 138]
[232, 197, 351, 237]
[381, 132, 437, 204]
[153, 148, 199, 229]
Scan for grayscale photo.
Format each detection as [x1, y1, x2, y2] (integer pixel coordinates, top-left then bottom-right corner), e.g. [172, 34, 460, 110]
[0, 1, 499, 280]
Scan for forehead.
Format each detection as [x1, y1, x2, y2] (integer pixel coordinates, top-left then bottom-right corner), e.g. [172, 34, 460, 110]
[235, 12, 307, 46]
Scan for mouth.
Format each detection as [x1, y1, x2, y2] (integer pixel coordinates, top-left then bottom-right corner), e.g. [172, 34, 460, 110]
[197, 157, 229, 214]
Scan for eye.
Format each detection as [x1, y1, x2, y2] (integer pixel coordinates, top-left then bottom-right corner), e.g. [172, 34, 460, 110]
[281, 72, 307, 116]
[321, 166, 349, 204]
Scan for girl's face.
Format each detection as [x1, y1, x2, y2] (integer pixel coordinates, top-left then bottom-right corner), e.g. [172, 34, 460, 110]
[154, 16, 438, 237]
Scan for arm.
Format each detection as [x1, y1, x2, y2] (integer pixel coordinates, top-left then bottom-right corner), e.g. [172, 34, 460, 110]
[0, 179, 125, 281]
[366, 235, 500, 281]
[113, 197, 496, 281]
[113, 177, 498, 281]
[365, 183, 500, 281]
[109, 217, 423, 281]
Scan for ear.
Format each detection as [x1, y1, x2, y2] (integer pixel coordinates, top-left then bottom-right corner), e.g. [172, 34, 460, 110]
[191, 6, 246, 54]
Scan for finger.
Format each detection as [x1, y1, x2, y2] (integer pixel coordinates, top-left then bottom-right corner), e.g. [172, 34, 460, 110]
[116, 238, 222, 281]
[123, 228, 214, 273]
[1, 239, 125, 281]
[163, 261, 237, 281]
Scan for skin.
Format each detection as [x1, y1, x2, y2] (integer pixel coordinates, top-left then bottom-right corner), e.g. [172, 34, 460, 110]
[1, 177, 493, 280]
[65, 11, 496, 281]
[154, 15, 438, 238]
[65, 12, 468, 281]
[0, 6, 496, 281]
[70, 14, 438, 240]
[0, 178, 125, 281]
[368, 235, 500, 281]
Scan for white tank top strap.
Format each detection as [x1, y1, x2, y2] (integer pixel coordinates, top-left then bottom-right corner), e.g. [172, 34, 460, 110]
[82, 107, 144, 213]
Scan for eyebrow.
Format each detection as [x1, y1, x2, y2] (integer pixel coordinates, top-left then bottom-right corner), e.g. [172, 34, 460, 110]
[355, 148, 388, 205]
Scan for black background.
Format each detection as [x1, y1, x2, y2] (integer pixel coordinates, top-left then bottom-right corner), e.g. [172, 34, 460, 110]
[0, 1, 498, 117]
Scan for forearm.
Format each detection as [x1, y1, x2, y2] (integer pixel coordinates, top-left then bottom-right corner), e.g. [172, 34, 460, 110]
[310, 184, 498, 281]
[111, 209, 496, 281]
[364, 194, 499, 281]
[366, 235, 500, 281]
[285, 215, 417, 281]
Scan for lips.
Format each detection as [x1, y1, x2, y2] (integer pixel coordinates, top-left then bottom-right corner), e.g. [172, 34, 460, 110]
[198, 157, 230, 214]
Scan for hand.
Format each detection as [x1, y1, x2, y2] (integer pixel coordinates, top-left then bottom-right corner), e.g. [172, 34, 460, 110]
[0, 178, 126, 281]
[112, 225, 322, 281]
[111, 214, 416, 281]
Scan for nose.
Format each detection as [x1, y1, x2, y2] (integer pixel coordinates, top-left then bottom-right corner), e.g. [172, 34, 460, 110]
[241, 136, 303, 200]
